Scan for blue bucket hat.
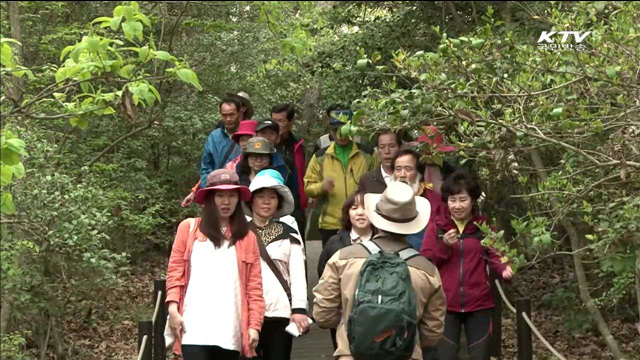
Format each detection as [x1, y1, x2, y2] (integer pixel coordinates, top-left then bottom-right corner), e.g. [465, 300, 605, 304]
[243, 169, 294, 218]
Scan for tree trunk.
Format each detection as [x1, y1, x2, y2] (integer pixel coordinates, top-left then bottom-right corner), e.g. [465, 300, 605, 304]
[529, 149, 627, 359]
[445, 2, 464, 29]
[502, 1, 512, 25]
[0, 297, 11, 335]
[7, 2, 25, 106]
[299, 75, 322, 146]
[636, 247, 640, 335]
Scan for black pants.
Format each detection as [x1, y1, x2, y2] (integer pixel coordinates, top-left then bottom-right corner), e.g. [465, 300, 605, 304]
[320, 229, 339, 248]
[181, 345, 240, 360]
[436, 309, 493, 360]
[330, 328, 338, 350]
[255, 317, 292, 360]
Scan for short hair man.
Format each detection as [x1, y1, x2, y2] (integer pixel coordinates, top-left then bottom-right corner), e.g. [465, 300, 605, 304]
[272, 102, 308, 213]
[313, 181, 447, 360]
[358, 129, 402, 194]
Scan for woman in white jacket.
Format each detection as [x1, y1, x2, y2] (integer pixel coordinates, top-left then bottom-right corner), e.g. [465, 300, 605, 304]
[245, 169, 309, 360]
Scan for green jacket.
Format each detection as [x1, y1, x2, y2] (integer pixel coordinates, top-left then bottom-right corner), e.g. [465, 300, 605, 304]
[304, 142, 373, 230]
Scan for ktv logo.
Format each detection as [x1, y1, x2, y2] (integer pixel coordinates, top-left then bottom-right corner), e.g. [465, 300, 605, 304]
[537, 31, 591, 52]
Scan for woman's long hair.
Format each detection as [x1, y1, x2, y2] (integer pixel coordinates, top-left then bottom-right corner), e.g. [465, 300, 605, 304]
[200, 190, 250, 248]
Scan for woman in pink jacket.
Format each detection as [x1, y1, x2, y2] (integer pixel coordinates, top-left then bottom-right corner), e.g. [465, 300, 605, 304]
[166, 169, 265, 359]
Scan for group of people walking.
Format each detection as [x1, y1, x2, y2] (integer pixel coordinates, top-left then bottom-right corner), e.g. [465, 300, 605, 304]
[166, 92, 514, 360]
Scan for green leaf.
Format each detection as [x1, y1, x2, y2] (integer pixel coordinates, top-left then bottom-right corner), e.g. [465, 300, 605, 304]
[119, 64, 135, 79]
[91, 16, 112, 24]
[1, 43, 14, 68]
[471, 39, 486, 49]
[550, 107, 563, 118]
[131, 1, 139, 13]
[11, 162, 24, 179]
[4, 138, 27, 155]
[175, 68, 203, 90]
[148, 84, 161, 102]
[153, 50, 174, 62]
[77, 118, 88, 129]
[123, 5, 134, 21]
[371, 52, 382, 63]
[71, 44, 86, 63]
[430, 152, 443, 166]
[85, 37, 101, 52]
[113, 5, 124, 17]
[134, 13, 151, 27]
[606, 66, 621, 79]
[102, 106, 116, 115]
[356, 58, 369, 71]
[60, 45, 75, 61]
[110, 16, 123, 31]
[1, 193, 16, 214]
[139, 46, 150, 62]
[594, 1, 606, 11]
[1, 165, 13, 186]
[122, 21, 143, 41]
[0, 150, 20, 166]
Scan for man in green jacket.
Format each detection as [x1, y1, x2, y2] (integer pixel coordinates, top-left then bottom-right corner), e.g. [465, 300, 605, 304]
[304, 110, 374, 248]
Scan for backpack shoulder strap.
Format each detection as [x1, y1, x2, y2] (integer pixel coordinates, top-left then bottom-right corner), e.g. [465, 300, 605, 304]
[360, 240, 382, 255]
[396, 247, 420, 262]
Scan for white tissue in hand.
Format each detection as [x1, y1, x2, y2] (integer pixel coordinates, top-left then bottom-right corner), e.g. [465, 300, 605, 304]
[285, 318, 314, 337]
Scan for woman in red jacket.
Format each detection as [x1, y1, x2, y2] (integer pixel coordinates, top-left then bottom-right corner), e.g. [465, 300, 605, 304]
[420, 169, 513, 360]
[166, 169, 265, 360]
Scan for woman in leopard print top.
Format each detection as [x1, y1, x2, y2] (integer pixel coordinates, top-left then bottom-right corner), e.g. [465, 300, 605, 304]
[245, 169, 309, 360]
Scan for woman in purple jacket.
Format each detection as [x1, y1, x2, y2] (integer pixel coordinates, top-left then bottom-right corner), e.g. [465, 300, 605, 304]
[421, 169, 513, 360]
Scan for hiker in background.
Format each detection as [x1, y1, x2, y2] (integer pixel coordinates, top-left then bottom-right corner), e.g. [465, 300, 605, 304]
[180, 96, 245, 207]
[166, 169, 264, 360]
[358, 129, 402, 194]
[224, 120, 258, 171]
[236, 137, 277, 187]
[304, 110, 374, 248]
[392, 149, 446, 251]
[316, 191, 375, 351]
[256, 118, 304, 241]
[313, 181, 447, 360]
[417, 125, 457, 194]
[421, 169, 513, 360]
[272, 103, 308, 234]
[245, 169, 309, 360]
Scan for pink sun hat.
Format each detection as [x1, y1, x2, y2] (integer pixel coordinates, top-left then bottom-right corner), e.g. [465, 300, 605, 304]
[195, 169, 251, 205]
[231, 120, 258, 143]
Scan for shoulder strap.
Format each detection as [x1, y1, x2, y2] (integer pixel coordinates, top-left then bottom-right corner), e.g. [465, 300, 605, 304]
[360, 240, 381, 255]
[220, 141, 238, 167]
[396, 247, 420, 262]
[252, 224, 292, 303]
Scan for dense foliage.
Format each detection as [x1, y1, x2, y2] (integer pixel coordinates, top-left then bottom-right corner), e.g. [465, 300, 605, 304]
[1, 1, 638, 359]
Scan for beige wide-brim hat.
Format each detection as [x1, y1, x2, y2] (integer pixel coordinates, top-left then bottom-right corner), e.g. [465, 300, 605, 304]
[364, 181, 431, 234]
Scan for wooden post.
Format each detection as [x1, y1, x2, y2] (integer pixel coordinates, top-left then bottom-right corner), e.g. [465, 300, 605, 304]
[516, 298, 533, 360]
[489, 270, 502, 359]
[138, 320, 153, 360]
[153, 279, 167, 360]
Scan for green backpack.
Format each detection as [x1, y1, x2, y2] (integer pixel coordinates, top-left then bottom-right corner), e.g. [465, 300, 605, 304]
[347, 241, 419, 360]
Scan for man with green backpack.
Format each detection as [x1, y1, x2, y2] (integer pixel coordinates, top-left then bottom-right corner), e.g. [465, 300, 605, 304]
[313, 181, 447, 360]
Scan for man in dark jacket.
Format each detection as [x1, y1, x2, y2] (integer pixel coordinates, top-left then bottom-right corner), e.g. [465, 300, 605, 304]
[358, 129, 402, 194]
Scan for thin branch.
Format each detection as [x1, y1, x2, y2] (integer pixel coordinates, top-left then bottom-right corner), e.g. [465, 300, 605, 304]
[459, 77, 585, 98]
